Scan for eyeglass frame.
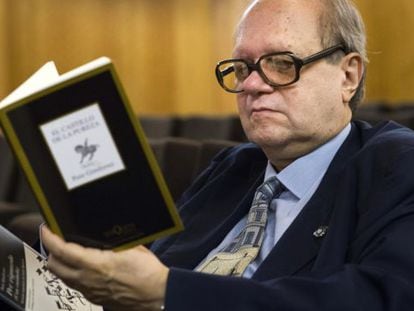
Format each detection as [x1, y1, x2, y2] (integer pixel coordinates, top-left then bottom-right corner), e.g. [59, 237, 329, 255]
[215, 44, 347, 93]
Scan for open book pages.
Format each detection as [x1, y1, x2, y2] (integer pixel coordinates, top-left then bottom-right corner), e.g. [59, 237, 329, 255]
[0, 57, 111, 109]
[0, 225, 103, 311]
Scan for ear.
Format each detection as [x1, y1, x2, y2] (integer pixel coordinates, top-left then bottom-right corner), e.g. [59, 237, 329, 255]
[340, 52, 364, 105]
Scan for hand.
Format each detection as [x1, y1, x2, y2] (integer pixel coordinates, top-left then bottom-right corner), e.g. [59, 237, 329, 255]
[41, 226, 168, 311]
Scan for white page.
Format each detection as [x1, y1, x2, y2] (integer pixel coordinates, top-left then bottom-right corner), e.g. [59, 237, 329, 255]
[0, 57, 111, 109]
[0, 62, 59, 109]
[56, 57, 110, 84]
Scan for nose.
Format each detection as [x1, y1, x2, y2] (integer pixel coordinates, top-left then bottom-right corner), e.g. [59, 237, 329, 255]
[241, 70, 274, 94]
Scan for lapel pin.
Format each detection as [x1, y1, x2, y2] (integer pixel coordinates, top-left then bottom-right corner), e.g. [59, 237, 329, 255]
[313, 225, 328, 238]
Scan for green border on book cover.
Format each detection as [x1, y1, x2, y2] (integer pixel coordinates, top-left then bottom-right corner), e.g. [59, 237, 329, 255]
[0, 59, 183, 250]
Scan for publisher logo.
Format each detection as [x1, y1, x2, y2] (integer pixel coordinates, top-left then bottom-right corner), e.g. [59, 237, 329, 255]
[103, 223, 143, 240]
[74, 138, 99, 163]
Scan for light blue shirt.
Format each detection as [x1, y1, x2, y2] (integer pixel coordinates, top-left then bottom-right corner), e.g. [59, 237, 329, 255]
[196, 123, 351, 277]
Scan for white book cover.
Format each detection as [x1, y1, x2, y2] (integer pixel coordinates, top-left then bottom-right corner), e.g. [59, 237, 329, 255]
[39, 102, 125, 190]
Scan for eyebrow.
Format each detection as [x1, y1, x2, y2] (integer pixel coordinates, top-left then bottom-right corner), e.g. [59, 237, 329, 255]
[232, 44, 297, 60]
[232, 49, 296, 62]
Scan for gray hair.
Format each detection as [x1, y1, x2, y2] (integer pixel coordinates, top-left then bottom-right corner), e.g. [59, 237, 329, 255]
[319, 0, 367, 112]
[238, 0, 367, 112]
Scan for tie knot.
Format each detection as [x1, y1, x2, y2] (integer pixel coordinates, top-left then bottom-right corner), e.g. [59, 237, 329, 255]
[256, 176, 282, 202]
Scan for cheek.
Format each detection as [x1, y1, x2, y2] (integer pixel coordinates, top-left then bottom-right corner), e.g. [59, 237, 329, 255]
[236, 95, 250, 123]
[290, 74, 342, 121]
[236, 94, 246, 111]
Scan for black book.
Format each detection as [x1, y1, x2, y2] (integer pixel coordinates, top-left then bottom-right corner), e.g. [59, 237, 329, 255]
[0, 57, 183, 250]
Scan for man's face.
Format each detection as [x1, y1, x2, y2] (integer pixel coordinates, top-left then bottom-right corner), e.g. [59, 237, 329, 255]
[234, 0, 353, 169]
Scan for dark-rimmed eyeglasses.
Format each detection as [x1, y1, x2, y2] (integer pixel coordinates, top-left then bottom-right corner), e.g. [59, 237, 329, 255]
[215, 44, 346, 93]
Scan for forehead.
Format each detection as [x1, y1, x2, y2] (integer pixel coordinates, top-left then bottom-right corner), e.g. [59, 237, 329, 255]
[234, 0, 324, 57]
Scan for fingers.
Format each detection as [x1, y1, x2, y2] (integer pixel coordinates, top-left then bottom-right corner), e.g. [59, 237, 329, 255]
[41, 226, 168, 310]
[41, 226, 77, 265]
[42, 227, 90, 287]
[41, 226, 103, 269]
[47, 253, 81, 288]
[47, 253, 113, 306]
[43, 229, 114, 302]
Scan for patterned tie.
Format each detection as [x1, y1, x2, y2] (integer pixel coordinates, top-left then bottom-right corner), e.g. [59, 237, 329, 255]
[196, 176, 282, 276]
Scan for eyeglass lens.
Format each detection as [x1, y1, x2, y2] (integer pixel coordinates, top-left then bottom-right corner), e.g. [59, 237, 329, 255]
[217, 54, 297, 92]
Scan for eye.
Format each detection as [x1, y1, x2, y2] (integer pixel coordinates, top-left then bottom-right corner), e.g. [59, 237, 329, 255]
[263, 55, 295, 73]
[233, 62, 250, 81]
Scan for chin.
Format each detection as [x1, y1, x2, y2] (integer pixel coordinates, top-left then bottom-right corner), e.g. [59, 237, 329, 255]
[243, 113, 289, 135]
[246, 129, 290, 148]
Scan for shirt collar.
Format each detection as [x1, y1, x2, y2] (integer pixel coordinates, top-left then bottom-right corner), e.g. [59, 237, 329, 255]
[264, 123, 351, 199]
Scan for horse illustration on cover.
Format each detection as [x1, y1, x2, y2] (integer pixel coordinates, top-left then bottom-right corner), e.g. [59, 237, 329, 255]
[74, 139, 99, 163]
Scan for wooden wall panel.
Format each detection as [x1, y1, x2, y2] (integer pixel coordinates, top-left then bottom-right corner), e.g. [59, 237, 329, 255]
[2, 0, 243, 115]
[1, 0, 414, 115]
[0, 1, 9, 97]
[172, 0, 214, 114]
[355, 0, 414, 104]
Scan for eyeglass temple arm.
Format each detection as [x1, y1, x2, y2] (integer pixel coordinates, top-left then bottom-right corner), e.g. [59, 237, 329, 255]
[220, 66, 235, 76]
[301, 44, 346, 65]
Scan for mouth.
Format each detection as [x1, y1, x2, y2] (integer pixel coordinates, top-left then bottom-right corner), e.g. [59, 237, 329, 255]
[250, 107, 279, 116]
[252, 107, 273, 112]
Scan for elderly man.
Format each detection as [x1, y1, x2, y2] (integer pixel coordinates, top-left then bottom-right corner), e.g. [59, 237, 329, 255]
[42, 0, 414, 310]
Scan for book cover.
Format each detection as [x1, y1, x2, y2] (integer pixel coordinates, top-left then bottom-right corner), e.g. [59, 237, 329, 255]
[0, 57, 183, 250]
[0, 225, 103, 311]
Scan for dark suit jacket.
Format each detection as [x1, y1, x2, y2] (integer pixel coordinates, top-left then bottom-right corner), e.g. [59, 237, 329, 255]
[151, 120, 414, 310]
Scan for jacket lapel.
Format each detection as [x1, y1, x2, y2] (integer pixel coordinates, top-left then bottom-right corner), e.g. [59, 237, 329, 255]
[253, 122, 364, 281]
[159, 153, 266, 269]
[252, 181, 335, 280]
[159, 122, 367, 275]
